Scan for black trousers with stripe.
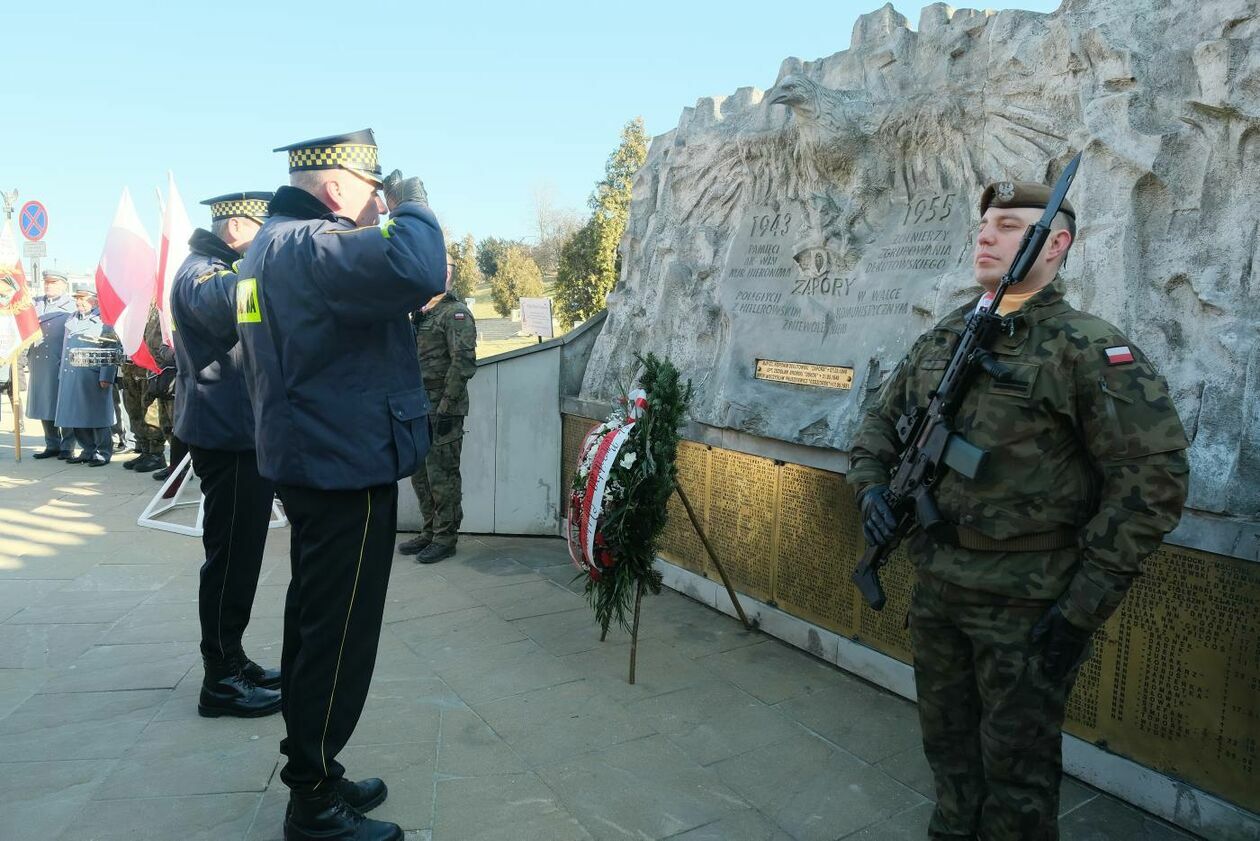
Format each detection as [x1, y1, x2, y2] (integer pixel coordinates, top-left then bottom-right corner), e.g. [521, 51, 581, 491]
[275, 481, 398, 791]
[191, 446, 275, 661]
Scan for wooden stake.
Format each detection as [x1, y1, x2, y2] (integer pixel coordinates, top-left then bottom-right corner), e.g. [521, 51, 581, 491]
[628, 578, 644, 684]
[675, 483, 755, 631]
[10, 362, 22, 463]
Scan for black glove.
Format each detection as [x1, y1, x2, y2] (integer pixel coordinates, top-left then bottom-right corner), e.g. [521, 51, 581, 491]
[1029, 604, 1092, 682]
[381, 169, 429, 211]
[858, 484, 899, 547]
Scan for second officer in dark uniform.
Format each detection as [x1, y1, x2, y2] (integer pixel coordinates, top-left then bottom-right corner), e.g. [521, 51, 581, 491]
[170, 192, 282, 719]
[180, 130, 445, 841]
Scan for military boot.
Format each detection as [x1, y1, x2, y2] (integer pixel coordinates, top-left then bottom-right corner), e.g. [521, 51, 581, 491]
[415, 543, 455, 565]
[336, 777, 388, 813]
[396, 534, 431, 555]
[130, 453, 166, 474]
[285, 789, 402, 841]
[225, 647, 282, 690]
[198, 657, 282, 718]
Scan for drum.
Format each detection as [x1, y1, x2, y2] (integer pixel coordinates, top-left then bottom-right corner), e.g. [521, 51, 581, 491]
[68, 347, 126, 367]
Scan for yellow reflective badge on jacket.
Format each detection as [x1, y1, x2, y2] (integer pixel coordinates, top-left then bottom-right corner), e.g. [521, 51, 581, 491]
[236, 278, 262, 324]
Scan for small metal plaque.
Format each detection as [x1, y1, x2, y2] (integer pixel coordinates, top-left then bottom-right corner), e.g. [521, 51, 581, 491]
[755, 359, 854, 390]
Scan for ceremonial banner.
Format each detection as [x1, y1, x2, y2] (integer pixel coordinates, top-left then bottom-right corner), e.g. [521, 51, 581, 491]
[95, 188, 158, 372]
[0, 219, 40, 360]
[155, 173, 192, 346]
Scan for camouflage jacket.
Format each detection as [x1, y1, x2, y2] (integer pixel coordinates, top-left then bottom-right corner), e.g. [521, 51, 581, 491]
[848, 281, 1190, 631]
[415, 293, 477, 415]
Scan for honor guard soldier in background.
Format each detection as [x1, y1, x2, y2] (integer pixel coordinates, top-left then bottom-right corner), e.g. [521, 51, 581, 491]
[398, 262, 476, 563]
[180, 129, 445, 841]
[54, 291, 119, 466]
[119, 310, 166, 473]
[849, 181, 1190, 841]
[170, 191, 282, 719]
[143, 302, 186, 481]
[26, 271, 78, 458]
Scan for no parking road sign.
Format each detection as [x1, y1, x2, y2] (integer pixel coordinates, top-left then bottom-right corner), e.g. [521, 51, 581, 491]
[19, 201, 48, 241]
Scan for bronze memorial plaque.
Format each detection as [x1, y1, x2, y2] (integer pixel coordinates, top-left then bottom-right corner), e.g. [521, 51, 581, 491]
[704, 448, 778, 602]
[774, 464, 855, 634]
[658, 441, 713, 576]
[754, 359, 854, 390]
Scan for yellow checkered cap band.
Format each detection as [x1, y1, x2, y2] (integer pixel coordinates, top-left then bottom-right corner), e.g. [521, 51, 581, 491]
[210, 199, 271, 221]
[287, 143, 380, 178]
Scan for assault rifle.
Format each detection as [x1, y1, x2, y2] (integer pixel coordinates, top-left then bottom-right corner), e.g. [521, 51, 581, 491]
[852, 153, 1082, 611]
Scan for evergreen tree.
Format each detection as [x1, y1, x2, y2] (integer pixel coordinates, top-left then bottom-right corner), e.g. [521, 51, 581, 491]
[554, 117, 649, 330]
[476, 236, 518, 279]
[490, 245, 545, 318]
[448, 234, 481, 301]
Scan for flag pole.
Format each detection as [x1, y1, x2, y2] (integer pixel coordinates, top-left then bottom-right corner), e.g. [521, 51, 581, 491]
[7, 351, 21, 462]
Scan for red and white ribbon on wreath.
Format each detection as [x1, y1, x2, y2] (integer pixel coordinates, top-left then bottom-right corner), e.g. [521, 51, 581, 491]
[567, 390, 649, 578]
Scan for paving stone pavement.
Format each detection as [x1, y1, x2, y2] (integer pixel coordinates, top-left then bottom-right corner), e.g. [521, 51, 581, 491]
[0, 426, 1202, 841]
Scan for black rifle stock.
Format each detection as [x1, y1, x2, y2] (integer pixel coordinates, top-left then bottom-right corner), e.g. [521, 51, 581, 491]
[852, 154, 1082, 611]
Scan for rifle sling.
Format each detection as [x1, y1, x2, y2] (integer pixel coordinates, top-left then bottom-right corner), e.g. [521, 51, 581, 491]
[953, 525, 1077, 552]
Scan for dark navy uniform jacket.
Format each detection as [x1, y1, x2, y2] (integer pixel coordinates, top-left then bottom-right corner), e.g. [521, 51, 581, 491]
[170, 229, 255, 452]
[181, 187, 446, 490]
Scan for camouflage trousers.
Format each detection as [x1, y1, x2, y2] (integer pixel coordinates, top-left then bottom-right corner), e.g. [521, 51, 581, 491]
[120, 373, 163, 454]
[909, 570, 1083, 841]
[410, 419, 464, 548]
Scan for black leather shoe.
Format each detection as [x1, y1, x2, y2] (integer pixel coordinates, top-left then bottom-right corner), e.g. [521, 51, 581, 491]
[416, 543, 456, 565]
[397, 535, 431, 555]
[65, 454, 87, 464]
[123, 457, 138, 470]
[32, 449, 59, 459]
[87, 455, 110, 467]
[336, 777, 387, 813]
[285, 790, 402, 841]
[131, 453, 166, 474]
[153, 466, 173, 480]
[57, 451, 73, 460]
[227, 650, 281, 690]
[198, 662, 282, 718]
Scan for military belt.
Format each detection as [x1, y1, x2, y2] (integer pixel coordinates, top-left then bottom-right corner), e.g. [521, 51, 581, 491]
[953, 525, 1077, 552]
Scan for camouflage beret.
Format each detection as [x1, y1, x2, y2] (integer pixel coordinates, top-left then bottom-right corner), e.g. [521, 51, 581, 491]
[980, 180, 1075, 220]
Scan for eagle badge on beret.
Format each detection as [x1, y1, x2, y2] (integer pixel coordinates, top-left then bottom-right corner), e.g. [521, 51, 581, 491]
[996, 182, 1016, 202]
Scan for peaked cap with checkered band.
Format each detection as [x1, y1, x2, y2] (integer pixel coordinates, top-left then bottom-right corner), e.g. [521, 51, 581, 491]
[273, 129, 382, 184]
[201, 192, 274, 222]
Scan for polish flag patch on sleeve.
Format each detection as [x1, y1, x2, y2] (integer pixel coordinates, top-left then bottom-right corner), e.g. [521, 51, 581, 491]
[1106, 346, 1135, 365]
[454, 312, 466, 320]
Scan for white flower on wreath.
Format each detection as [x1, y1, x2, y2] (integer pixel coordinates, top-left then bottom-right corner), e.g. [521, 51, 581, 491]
[620, 451, 637, 470]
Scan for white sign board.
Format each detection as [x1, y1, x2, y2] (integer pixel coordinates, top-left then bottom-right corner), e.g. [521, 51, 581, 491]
[519, 297, 554, 338]
[22, 241, 46, 258]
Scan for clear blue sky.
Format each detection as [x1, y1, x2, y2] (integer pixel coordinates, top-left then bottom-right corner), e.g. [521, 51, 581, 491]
[2, 0, 1059, 274]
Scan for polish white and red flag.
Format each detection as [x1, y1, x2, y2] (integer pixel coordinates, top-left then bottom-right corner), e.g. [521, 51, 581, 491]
[154, 172, 192, 346]
[95, 188, 159, 372]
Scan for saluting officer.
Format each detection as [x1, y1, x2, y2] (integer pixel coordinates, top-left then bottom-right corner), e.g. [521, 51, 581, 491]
[849, 181, 1190, 840]
[27, 271, 78, 459]
[180, 130, 444, 841]
[54, 291, 119, 466]
[170, 192, 282, 719]
[398, 262, 477, 563]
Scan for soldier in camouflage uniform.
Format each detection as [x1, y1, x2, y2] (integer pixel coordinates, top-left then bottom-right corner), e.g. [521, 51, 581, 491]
[398, 264, 477, 564]
[141, 304, 186, 481]
[848, 181, 1189, 841]
[119, 323, 166, 473]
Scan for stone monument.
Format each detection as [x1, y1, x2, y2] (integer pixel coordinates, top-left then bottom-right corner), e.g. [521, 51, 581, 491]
[568, 1, 1260, 833]
[581, 0, 1260, 524]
